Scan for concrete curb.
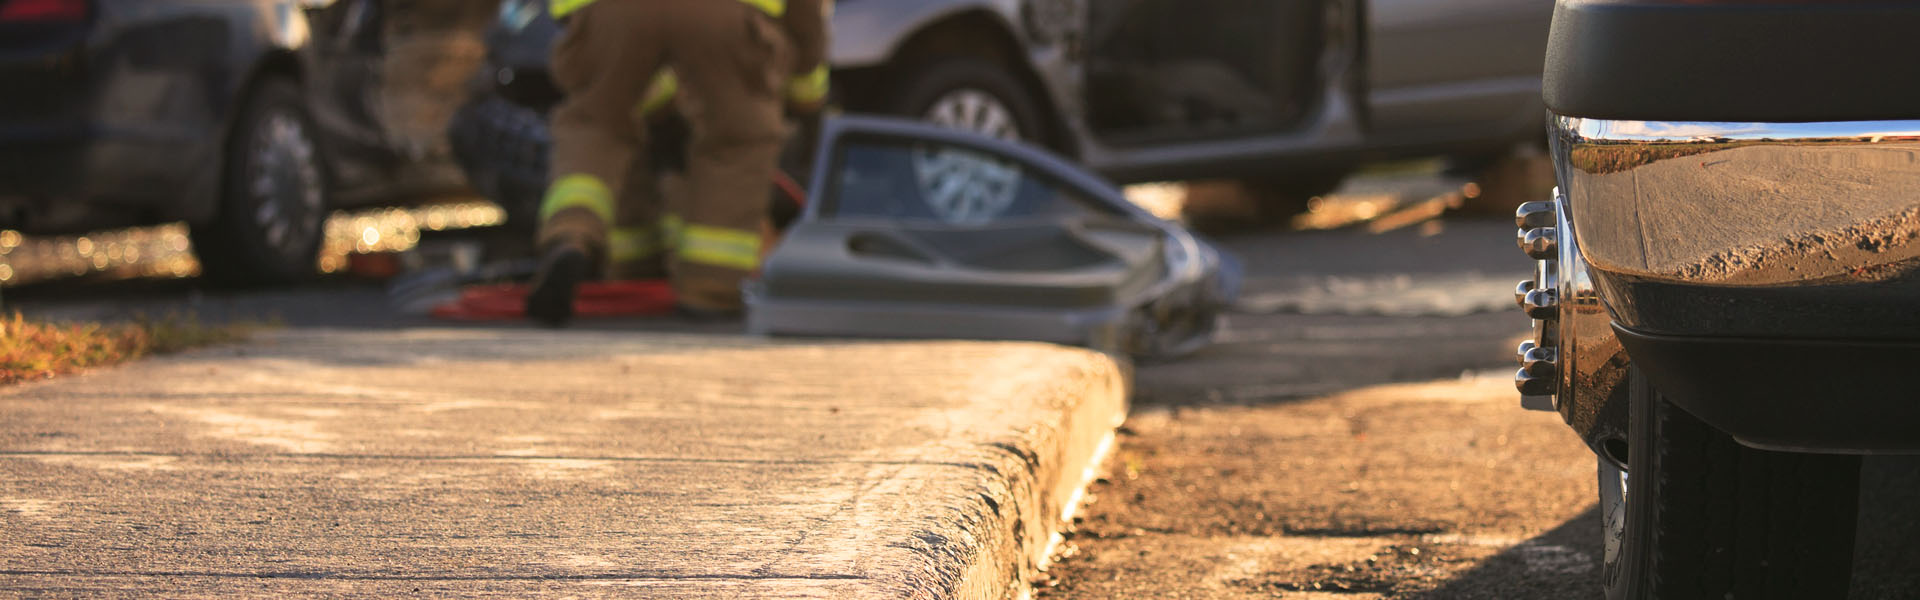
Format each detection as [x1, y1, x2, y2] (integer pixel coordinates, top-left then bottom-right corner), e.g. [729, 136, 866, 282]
[887, 354, 1129, 600]
[0, 329, 1129, 599]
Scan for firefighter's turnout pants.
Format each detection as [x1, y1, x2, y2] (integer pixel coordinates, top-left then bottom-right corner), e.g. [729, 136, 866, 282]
[538, 0, 823, 312]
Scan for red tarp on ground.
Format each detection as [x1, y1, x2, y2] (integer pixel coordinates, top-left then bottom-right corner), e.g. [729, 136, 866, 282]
[431, 171, 802, 321]
[431, 280, 678, 320]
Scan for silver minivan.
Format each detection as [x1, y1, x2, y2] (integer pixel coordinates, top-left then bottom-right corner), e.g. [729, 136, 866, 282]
[460, 0, 1553, 221]
[828, 0, 1552, 196]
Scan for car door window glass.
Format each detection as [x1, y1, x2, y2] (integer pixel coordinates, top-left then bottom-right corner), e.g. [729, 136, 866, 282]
[827, 140, 1113, 225]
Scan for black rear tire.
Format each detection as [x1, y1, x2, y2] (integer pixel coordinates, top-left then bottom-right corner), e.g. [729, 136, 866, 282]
[192, 79, 328, 286]
[1601, 368, 1860, 599]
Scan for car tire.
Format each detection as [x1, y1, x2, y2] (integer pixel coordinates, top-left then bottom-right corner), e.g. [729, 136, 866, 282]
[890, 57, 1044, 145]
[1600, 367, 1860, 600]
[192, 79, 328, 285]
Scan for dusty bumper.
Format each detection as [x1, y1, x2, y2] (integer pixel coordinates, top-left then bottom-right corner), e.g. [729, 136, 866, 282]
[1558, 117, 1920, 338]
[1540, 117, 1920, 452]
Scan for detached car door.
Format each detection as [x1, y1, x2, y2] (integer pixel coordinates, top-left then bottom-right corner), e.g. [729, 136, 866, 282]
[749, 116, 1239, 357]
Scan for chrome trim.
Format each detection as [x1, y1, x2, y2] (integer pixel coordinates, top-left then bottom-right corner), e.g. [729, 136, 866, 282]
[1512, 186, 1625, 416]
[1516, 200, 1556, 229]
[1554, 117, 1920, 287]
[1514, 196, 1561, 410]
[1553, 193, 1628, 419]
[1519, 227, 1558, 260]
[1522, 346, 1558, 378]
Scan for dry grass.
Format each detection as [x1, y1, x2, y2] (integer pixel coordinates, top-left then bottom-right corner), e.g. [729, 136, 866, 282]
[0, 314, 259, 385]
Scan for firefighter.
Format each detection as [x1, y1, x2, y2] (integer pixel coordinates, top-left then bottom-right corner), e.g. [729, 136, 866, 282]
[525, 0, 829, 326]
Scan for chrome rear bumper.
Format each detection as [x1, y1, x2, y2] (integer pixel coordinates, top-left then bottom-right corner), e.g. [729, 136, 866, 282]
[1555, 118, 1920, 338]
[1527, 117, 1920, 453]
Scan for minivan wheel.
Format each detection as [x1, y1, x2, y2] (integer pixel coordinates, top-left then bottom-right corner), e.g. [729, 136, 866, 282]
[1601, 368, 1859, 599]
[193, 79, 327, 285]
[892, 57, 1043, 144]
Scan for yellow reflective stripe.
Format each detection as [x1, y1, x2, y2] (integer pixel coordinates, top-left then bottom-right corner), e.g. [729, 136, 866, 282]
[608, 226, 663, 263]
[555, 0, 776, 19]
[739, 0, 784, 17]
[786, 64, 829, 104]
[660, 214, 686, 249]
[549, 0, 594, 18]
[637, 70, 679, 117]
[678, 223, 762, 271]
[540, 174, 614, 224]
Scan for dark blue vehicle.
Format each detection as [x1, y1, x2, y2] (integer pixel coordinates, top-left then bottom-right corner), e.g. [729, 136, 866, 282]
[0, 0, 468, 284]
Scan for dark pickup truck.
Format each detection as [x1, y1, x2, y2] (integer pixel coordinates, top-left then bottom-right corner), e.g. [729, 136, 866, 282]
[1519, 0, 1920, 597]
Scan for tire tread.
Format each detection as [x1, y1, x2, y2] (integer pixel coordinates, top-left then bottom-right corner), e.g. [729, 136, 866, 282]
[193, 78, 324, 286]
[1614, 370, 1859, 599]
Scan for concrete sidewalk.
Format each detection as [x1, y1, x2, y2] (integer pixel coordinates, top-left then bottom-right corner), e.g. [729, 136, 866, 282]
[0, 330, 1128, 598]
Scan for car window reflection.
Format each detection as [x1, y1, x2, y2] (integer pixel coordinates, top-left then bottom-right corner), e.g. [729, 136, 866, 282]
[828, 141, 1112, 225]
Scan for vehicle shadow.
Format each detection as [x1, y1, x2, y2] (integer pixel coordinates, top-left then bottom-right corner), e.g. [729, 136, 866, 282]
[1409, 456, 1920, 600]
[1852, 455, 1920, 599]
[1412, 505, 1603, 600]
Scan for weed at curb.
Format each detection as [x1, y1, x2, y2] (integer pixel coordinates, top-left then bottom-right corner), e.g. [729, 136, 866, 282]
[0, 313, 259, 384]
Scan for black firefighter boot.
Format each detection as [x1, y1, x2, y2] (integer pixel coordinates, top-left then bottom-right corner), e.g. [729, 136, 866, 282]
[525, 240, 594, 328]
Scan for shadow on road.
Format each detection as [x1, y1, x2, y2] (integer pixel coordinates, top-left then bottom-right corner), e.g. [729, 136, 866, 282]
[1414, 506, 1603, 600]
[1853, 456, 1920, 598]
[1411, 455, 1920, 600]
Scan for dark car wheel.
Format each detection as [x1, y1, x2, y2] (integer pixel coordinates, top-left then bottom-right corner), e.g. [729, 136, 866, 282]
[1600, 368, 1860, 599]
[192, 79, 327, 285]
[891, 57, 1043, 145]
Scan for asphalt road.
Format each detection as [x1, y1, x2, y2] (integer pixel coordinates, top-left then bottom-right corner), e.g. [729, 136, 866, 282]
[6, 204, 1916, 597]
[1040, 219, 1920, 599]
[1031, 219, 1604, 599]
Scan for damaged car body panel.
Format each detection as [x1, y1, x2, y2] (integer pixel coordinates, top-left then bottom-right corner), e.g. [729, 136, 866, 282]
[748, 116, 1239, 357]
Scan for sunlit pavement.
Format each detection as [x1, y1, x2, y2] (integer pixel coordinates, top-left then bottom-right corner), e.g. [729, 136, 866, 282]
[1038, 374, 1601, 599]
[0, 331, 1125, 597]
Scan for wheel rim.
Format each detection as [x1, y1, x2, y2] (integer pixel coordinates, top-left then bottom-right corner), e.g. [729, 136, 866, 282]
[248, 110, 324, 259]
[1600, 461, 1629, 570]
[910, 147, 1021, 224]
[922, 88, 1022, 141]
